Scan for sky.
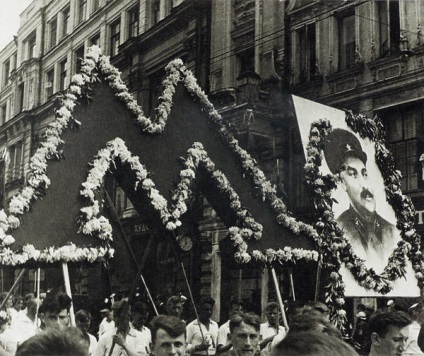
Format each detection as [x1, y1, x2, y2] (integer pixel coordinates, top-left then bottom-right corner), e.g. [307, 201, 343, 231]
[0, 0, 34, 50]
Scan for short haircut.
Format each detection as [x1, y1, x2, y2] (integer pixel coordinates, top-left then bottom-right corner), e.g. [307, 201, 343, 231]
[166, 296, 183, 307]
[198, 296, 215, 307]
[16, 327, 88, 356]
[75, 309, 91, 323]
[367, 310, 411, 338]
[229, 299, 244, 309]
[305, 301, 329, 316]
[272, 331, 358, 356]
[39, 290, 72, 315]
[266, 302, 278, 312]
[150, 315, 186, 343]
[229, 312, 261, 334]
[289, 310, 342, 339]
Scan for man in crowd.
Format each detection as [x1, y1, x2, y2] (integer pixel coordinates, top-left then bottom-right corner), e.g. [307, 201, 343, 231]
[186, 296, 219, 356]
[270, 330, 358, 356]
[38, 290, 72, 331]
[150, 315, 186, 356]
[15, 327, 88, 356]
[95, 299, 148, 356]
[221, 312, 260, 356]
[11, 297, 40, 345]
[259, 302, 286, 352]
[132, 300, 151, 355]
[403, 300, 424, 355]
[217, 299, 244, 354]
[75, 309, 98, 356]
[166, 296, 184, 320]
[98, 308, 115, 337]
[367, 310, 411, 356]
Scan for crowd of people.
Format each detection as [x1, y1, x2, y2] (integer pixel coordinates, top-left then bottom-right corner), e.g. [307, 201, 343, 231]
[0, 289, 422, 355]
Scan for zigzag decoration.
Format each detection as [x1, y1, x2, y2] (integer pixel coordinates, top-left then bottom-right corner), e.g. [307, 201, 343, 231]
[0, 46, 319, 265]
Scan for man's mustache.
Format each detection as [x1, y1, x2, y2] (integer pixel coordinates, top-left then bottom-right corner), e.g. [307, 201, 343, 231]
[360, 189, 374, 199]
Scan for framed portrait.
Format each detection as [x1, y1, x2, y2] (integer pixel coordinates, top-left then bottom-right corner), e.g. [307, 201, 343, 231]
[293, 95, 420, 297]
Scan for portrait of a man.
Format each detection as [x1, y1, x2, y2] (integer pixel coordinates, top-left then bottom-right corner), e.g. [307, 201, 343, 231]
[292, 95, 419, 296]
[323, 128, 399, 269]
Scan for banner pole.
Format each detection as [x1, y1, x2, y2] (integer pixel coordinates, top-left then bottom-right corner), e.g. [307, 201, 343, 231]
[270, 267, 289, 331]
[62, 262, 75, 327]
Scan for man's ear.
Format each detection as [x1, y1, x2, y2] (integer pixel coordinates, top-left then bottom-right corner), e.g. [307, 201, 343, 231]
[370, 332, 380, 346]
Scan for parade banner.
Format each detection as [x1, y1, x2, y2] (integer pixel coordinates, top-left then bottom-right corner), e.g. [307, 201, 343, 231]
[294, 95, 420, 297]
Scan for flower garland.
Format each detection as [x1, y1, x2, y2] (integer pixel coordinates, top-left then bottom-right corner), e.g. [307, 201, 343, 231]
[304, 116, 424, 327]
[0, 46, 111, 264]
[91, 47, 320, 265]
[0, 44, 321, 269]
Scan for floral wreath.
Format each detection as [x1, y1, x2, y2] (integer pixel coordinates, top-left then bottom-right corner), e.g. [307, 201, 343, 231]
[304, 116, 424, 328]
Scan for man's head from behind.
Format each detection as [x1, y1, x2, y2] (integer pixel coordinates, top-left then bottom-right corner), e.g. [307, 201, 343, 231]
[324, 128, 375, 218]
[229, 312, 261, 356]
[16, 327, 88, 356]
[150, 314, 186, 356]
[271, 330, 357, 356]
[366, 310, 411, 356]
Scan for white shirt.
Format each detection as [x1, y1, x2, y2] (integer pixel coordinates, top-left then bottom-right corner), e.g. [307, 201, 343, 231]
[88, 333, 98, 356]
[403, 321, 424, 356]
[98, 318, 115, 337]
[10, 312, 39, 345]
[217, 320, 230, 347]
[95, 327, 148, 356]
[186, 319, 219, 355]
[260, 322, 286, 340]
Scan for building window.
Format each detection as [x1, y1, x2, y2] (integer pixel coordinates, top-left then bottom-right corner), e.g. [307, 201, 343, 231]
[63, 6, 70, 37]
[90, 33, 100, 47]
[59, 58, 67, 91]
[27, 33, 37, 60]
[45, 68, 54, 98]
[17, 83, 25, 113]
[79, 0, 87, 24]
[128, 5, 139, 38]
[378, 0, 400, 57]
[49, 18, 57, 49]
[152, 0, 160, 25]
[75, 45, 85, 73]
[2, 60, 10, 87]
[110, 19, 121, 57]
[7, 142, 23, 182]
[338, 10, 355, 70]
[297, 23, 317, 81]
[237, 48, 255, 76]
[384, 104, 424, 191]
[92, 0, 100, 12]
[0, 104, 7, 125]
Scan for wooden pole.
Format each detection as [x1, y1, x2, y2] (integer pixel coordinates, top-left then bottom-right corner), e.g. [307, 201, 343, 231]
[289, 269, 296, 302]
[0, 269, 26, 310]
[314, 254, 322, 302]
[270, 267, 289, 331]
[62, 262, 75, 327]
[169, 232, 208, 355]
